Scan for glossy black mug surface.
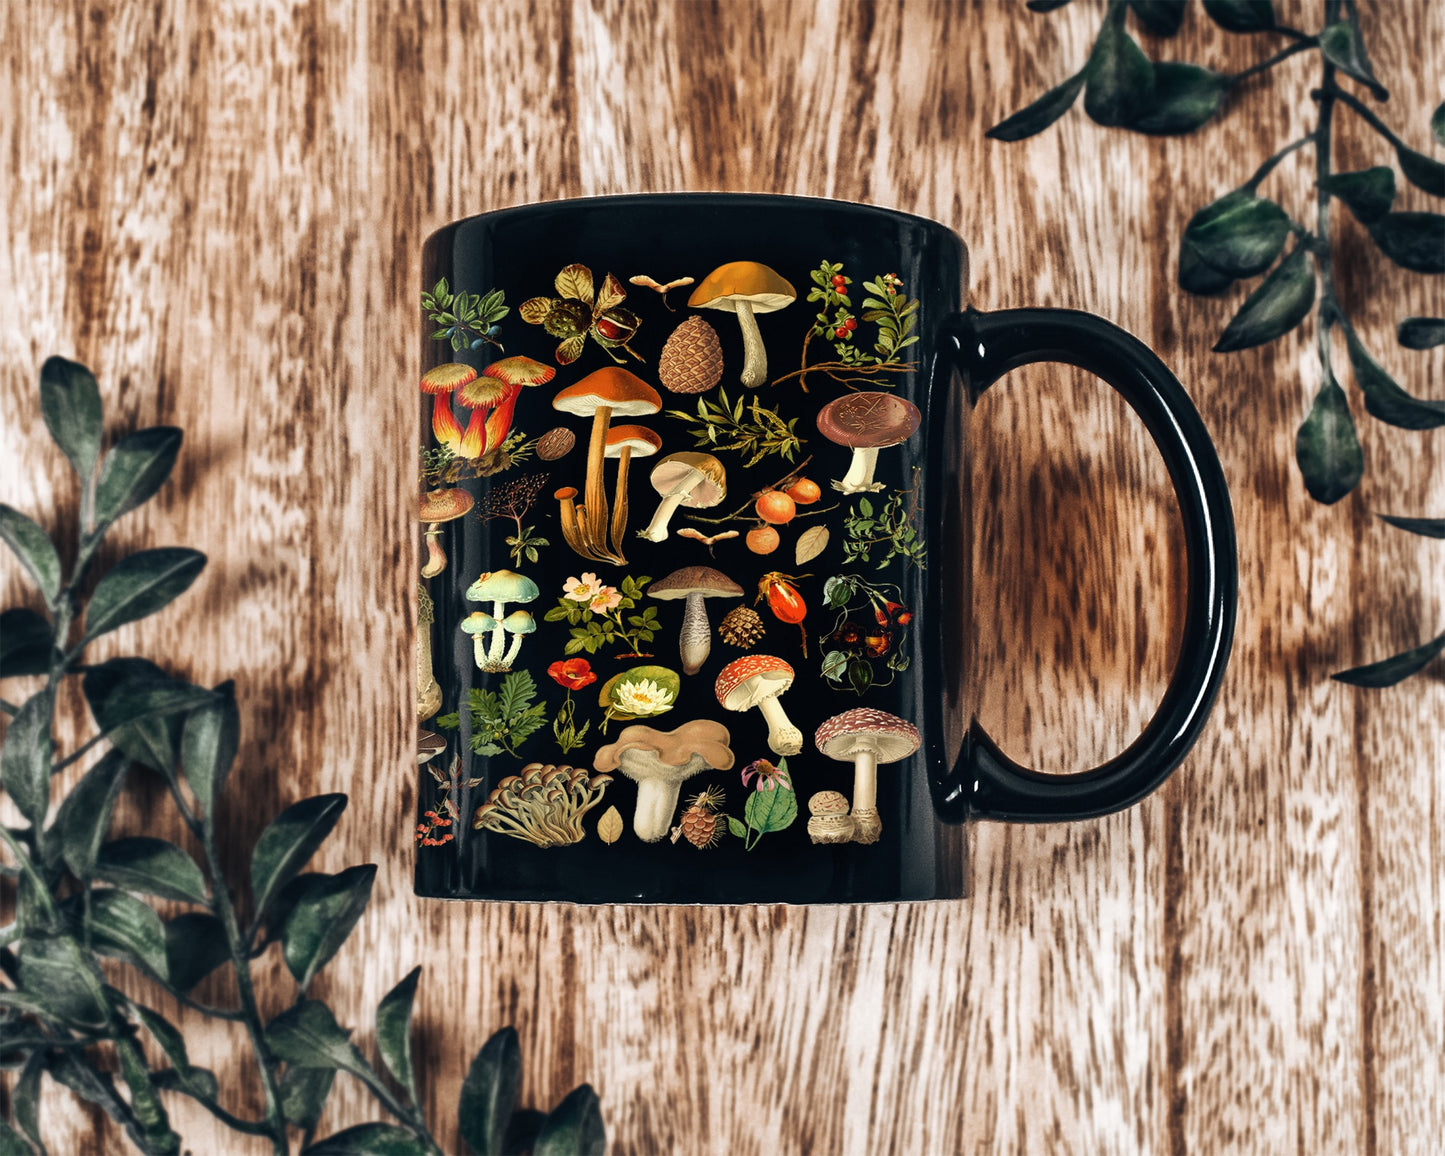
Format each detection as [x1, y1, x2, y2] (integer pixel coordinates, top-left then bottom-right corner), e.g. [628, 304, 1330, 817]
[413, 194, 1236, 904]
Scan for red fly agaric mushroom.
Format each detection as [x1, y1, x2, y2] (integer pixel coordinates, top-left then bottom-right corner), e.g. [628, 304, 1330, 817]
[421, 363, 482, 458]
[649, 566, 744, 675]
[813, 707, 921, 844]
[478, 356, 556, 453]
[638, 452, 726, 542]
[593, 719, 734, 842]
[714, 654, 803, 756]
[688, 262, 797, 388]
[604, 424, 663, 557]
[816, 392, 922, 494]
[552, 367, 662, 564]
[419, 488, 474, 578]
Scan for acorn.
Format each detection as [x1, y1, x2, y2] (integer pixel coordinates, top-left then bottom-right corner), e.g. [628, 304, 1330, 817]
[658, 316, 724, 395]
[718, 605, 765, 649]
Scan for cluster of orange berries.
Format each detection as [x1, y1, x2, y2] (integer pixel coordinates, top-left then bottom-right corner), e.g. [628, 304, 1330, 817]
[746, 476, 822, 554]
[415, 809, 455, 846]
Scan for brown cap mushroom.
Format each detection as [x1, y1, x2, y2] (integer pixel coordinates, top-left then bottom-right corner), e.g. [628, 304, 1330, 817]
[417, 729, 447, 765]
[813, 707, 921, 844]
[688, 262, 797, 387]
[421, 363, 482, 458]
[604, 424, 663, 557]
[477, 356, 556, 453]
[419, 488, 475, 578]
[593, 719, 735, 842]
[815, 392, 922, 494]
[714, 654, 802, 756]
[649, 566, 745, 675]
[638, 452, 727, 542]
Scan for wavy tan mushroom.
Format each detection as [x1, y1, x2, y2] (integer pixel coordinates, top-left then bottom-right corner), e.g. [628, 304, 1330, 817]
[638, 452, 726, 542]
[604, 424, 663, 558]
[714, 655, 802, 756]
[594, 720, 735, 842]
[813, 707, 920, 844]
[688, 262, 797, 388]
[649, 566, 744, 676]
[816, 392, 922, 494]
[419, 487, 474, 578]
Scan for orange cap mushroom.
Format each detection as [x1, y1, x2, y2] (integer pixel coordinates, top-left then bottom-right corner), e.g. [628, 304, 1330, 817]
[688, 262, 797, 387]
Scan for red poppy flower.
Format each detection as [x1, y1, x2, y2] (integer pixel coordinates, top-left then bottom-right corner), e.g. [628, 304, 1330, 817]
[548, 658, 597, 690]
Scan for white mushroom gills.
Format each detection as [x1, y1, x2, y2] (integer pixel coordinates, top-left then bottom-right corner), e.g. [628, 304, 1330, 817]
[757, 695, 803, 757]
[639, 472, 703, 541]
[736, 300, 767, 388]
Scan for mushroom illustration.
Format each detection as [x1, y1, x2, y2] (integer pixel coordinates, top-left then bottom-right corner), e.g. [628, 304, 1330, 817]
[806, 790, 855, 844]
[604, 424, 663, 557]
[471, 762, 613, 847]
[594, 720, 734, 842]
[478, 356, 556, 453]
[552, 367, 662, 564]
[816, 392, 922, 494]
[421, 363, 482, 458]
[714, 654, 803, 756]
[419, 488, 474, 578]
[417, 584, 443, 722]
[649, 566, 744, 676]
[813, 707, 921, 844]
[417, 729, 447, 765]
[638, 452, 726, 542]
[463, 570, 540, 671]
[688, 262, 797, 388]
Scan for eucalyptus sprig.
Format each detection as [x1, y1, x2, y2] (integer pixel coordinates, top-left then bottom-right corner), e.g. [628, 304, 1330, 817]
[990, 0, 1445, 684]
[1, 358, 604, 1155]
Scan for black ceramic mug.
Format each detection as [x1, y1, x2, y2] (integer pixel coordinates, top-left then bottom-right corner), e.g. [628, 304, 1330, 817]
[413, 194, 1236, 904]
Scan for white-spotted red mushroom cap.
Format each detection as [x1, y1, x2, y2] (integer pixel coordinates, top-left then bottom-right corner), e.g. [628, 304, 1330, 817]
[814, 707, 921, 763]
[604, 424, 663, 458]
[816, 393, 921, 450]
[715, 655, 794, 711]
[552, 367, 662, 418]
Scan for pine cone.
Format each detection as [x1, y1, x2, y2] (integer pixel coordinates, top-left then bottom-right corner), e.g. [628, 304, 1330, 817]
[659, 316, 724, 394]
[719, 605, 765, 649]
[679, 786, 725, 848]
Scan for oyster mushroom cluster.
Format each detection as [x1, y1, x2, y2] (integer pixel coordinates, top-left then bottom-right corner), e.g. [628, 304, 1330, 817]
[471, 763, 614, 847]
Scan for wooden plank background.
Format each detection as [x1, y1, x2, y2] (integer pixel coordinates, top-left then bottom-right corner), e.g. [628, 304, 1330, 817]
[3, 1, 1442, 1152]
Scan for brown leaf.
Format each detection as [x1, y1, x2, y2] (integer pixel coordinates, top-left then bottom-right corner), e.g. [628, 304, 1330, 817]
[555, 264, 594, 305]
[795, 525, 829, 566]
[597, 805, 623, 845]
[595, 272, 627, 313]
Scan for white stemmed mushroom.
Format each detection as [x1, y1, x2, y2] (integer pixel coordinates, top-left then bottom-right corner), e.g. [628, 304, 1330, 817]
[638, 452, 726, 542]
[593, 720, 735, 842]
[813, 707, 921, 844]
[689, 262, 797, 388]
[714, 655, 803, 757]
[498, 610, 536, 671]
[464, 570, 540, 671]
[816, 392, 922, 494]
[419, 488, 474, 578]
[460, 611, 498, 670]
[806, 790, 855, 844]
[648, 566, 744, 675]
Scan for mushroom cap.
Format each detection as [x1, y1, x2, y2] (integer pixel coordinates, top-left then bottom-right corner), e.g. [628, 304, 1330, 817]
[552, 367, 662, 418]
[808, 790, 850, 816]
[814, 707, 921, 764]
[714, 654, 794, 710]
[816, 392, 922, 450]
[417, 729, 447, 763]
[593, 719, 735, 776]
[480, 356, 556, 387]
[501, 610, 536, 635]
[456, 375, 511, 409]
[649, 452, 726, 507]
[460, 611, 498, 635]
[419, 488, 474, 523]
[554, 486, 579, 501]
[604, 424, 664, 459]
[649, 566, 744, 601]
[688, 262, 797, 314]
[465, 569, 540, 604]
[420, 363, 478, 394]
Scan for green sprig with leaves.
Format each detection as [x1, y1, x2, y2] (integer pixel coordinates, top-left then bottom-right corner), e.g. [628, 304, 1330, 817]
[990, 0, 1444, 684]
[841, 483, 927, 571]
[664, 388, 806, 467]
[542, 574, 661, 657]
[436, 670, 549, 757]
[772, 262, 921, 390]
[421, 277, 509, 353]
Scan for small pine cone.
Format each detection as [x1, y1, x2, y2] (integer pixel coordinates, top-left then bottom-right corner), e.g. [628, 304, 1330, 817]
[658, 316, 724, 394]
[680, 807, 720, 849]
[719, 605, 766, 649]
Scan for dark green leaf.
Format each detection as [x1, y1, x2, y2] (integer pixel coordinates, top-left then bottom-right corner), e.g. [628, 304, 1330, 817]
[1132, 63, 1228, 135]
[1433, 99, 1445, 146]
[1213, 245, 1315, 352]
[1346, 328, 1445, 429]
[250, 793, 348, 929]
[302, 1124, 429, 1156]
[1026, 0, 1072, 9]
[503, 1111, 546, 1156]
[95, 837, 208, 904]
[131, 1003, 196, 1081]
[1130, 0, 1185, 35]
[281, 1065, 338, 1130]
[1394, 144, 1445, 197]
[68, 889, 169, 979]
[0, 1121, 33, 1156]
[375, 966, 421, 1103]
[1369, 212, 1445, 274]
[985, 71, 1085, 141]
[1319, 166, 1395, 225]
[743, 785, 798, 836]
[1083, 10, 1154, 128]
[56, 750, 127, 879]
[179, 682, 238, 819]
[280, 865, 376, 990]
[534, 1084, 605, 1156]
[2, 688, 53, 826]
[0, 608, 54, 677]
[0, 506, 61, 604]
[1295, 379, 1363, 504]
[1181, 191, 1291, 278]
[1378, 515, 1445, 538]
[1397, 317, 1445, 349]
[39, 356, 104, 479]
[458, 1027, 522, 1156]
[151, 1066, 220, 1103]
[14, 1051, 45, 1156]
[115, 1032, 181, 1154]
[265, 999, 370, 1078]
[1202, 0, 1273, 31]
[1178, 241, 1236, 294]
[1333, 629, 1445, 687]
[17, 935, 106, 1025]
[82, 548, 205, 643]
[82, 660, 213, 775]
[93, 427, 183, 528]
[164, 913, 229, 993]
[1319, 22, 1387, 100]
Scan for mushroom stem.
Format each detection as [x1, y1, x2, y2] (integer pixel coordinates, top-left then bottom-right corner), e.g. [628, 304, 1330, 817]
[736, 300, 766, 388]
[484, 385, 524, 452]
[421, 527, 446, 578]
[756, 696, 803, 757]
[836, 447, 881, 493]
[417, 589, 441, 722]
[501, 631, 527, 670]
[556, 488, 584, 554]
[470, 633, 489, 671]
[639, 487, 694, 542]
[678, 591, 712, 676]
[632, 775, 685, 843]
[851, 748, 881, 844]
[583, 404, 613, 557]
[610, 446, 633, 559]
[485, 601, 509, 669]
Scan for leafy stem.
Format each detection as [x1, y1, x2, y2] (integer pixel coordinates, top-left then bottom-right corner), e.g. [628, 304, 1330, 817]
[1228, 36, 1317, 85]
[1243, 134, 1315, 191]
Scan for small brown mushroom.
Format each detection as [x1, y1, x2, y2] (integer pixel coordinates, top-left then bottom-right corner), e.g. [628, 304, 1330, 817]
[688, 263, 797, 387]
[815, 392, 922, 494]
[419, 488, 474, 578]
[604, 424, 663, 558]
[649, 566, 745, 675]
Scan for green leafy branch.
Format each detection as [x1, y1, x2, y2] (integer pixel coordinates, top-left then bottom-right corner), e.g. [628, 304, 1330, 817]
[840, 481, 927, 571]
[664, 388, 806, 467]
[990, 0, 1445, 683]
[436, 670, 549, 757]
[542, 575, 660, 657]
[421, 277, 508, 353]
[772, 262, 921, 390]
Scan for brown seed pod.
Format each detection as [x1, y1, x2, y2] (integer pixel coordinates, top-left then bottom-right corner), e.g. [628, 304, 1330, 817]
[659, 316, 724, 395]
[536, 426, 577, 461]
[718, 605, 766, 649]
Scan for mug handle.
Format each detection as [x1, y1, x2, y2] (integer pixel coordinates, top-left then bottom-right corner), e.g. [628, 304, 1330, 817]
[934, 307, 1237, 822]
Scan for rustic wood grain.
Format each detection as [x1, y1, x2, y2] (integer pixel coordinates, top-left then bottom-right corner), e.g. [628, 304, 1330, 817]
[2, 1, 1442, 1153]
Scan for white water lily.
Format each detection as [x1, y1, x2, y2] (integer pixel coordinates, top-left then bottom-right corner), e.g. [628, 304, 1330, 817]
[612, 678, 675, 717]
